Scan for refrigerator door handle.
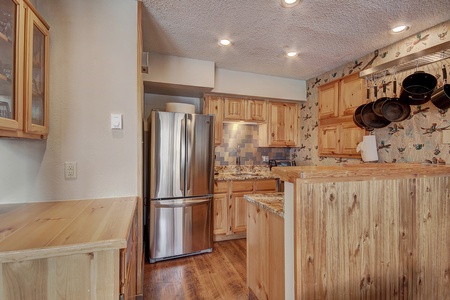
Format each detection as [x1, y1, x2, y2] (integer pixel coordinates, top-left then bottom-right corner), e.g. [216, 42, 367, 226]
[153, 198, 211, 208]
[180, 115, 186, 193]
[186, 115, 192, 193]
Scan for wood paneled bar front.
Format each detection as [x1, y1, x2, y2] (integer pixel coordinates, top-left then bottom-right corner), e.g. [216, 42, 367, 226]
[272, 163, 450, 299]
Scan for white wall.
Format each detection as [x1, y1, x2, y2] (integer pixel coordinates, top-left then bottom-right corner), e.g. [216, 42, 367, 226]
[0, 0, 139, 204]
[143, 53, 306, 101]
[214, 68, 307, 101]
[143, 52, 215, 88]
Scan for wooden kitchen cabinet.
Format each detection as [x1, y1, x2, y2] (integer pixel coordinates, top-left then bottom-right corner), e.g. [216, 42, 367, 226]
[224, 97, 246, 120]
[247, 201, 284, 300]
[318, 121, 365, 156]
[213, 178, 277, 241]
[259, 101, 300, 147]
[0, 0, 49, 139]
[246, 99, 267, 122]
[231, 180, 253, 234]
[318, 73, 365, 157]
[203, 95, 223, 145]
[213, 180, 229, 236]
[204, 93, 298, 147]
[318, 80, 339, 119]
[224, 97, 267, 123]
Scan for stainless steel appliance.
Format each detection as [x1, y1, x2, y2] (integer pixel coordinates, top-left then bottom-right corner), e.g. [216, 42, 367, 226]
[147, 110, 214, 263]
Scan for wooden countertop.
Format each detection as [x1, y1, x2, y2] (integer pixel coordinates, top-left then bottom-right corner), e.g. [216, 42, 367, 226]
[244, 193, 284, 218]
[272, 163, 450, 183]
[0, 197, 136, 263]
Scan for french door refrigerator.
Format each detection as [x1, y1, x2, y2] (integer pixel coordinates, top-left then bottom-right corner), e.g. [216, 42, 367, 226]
[148, 110, 215, 263]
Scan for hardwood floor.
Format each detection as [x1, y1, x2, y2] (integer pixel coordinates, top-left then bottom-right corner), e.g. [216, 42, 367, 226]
[143, 239, 248, 300]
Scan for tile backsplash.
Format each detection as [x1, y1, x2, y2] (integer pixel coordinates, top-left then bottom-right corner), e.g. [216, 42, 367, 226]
[215, 123, 290, 166]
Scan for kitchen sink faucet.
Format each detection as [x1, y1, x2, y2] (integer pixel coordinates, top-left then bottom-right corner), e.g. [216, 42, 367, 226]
[236, 145, 241, 175]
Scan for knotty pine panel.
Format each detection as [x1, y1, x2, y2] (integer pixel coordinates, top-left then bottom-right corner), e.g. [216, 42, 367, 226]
[295, 176, 450, 299]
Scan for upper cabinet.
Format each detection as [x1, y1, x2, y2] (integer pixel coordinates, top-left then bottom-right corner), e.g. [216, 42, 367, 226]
[203, 95, 223, 145]
[318, 73, 365, 157]
[259, 101, 300, 147]
[0, 0, 49, 139]
[204, 94, 300, 147]
[246, 99, 266, 122]
[224, 97, 245, 121]
[223, 97, 267, 123]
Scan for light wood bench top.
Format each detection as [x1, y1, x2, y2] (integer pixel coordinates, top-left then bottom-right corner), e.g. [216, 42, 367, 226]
[0, 197, 136, 263]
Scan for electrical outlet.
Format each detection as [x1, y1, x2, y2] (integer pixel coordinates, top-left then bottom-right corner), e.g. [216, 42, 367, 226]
[65, 162, 77, 179]
[262, 156, 269, 162]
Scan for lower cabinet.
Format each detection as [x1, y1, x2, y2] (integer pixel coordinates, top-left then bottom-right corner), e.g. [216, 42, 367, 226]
[120, 204, 139, 299]
[247, 201, 285, 300]
[213, 178, 277, 241]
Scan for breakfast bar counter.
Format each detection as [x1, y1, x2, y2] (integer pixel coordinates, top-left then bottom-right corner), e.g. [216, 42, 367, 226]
[271, 163, 450, 299]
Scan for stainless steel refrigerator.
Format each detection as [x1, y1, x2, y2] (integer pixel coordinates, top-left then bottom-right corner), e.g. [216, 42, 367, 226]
[147, 110, 215, 263]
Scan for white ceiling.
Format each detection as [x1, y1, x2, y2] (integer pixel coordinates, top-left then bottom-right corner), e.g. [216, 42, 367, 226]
[141, 0, 450, 81]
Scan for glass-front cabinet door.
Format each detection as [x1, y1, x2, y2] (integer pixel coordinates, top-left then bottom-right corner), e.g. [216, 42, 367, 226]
[24, 3, 49, 135]
[0, 0, 24, 131]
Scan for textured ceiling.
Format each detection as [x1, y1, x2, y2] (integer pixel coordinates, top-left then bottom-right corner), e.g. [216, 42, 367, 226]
[141, 0, 450, 80]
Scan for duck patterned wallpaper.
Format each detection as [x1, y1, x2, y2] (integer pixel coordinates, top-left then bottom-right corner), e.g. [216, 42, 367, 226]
[293, 20, 450, 166]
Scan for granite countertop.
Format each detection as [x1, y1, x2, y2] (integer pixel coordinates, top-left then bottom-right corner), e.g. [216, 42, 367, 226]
[244, 192, 284, 218]
[214, 165, 279, 181]
[215, 171, 279, 181]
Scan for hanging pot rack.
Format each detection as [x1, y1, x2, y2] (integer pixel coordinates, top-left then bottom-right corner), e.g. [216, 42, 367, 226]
[359, 40, 450, 79]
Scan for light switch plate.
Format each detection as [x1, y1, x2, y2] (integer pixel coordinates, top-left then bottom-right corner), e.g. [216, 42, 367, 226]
[111, 114, 122, 129]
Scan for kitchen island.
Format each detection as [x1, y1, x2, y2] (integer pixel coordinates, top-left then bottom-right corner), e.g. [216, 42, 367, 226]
[0, 197, 140, 300]
[272, 163, 450, 299]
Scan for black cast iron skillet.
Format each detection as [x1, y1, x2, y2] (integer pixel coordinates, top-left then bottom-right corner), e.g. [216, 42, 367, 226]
[381, 79, 411, 122]
[372, 82, 390, 117]
[361, 86, 391, 129]
[431, 65, 450, 109]
[353, 87, 373, 131]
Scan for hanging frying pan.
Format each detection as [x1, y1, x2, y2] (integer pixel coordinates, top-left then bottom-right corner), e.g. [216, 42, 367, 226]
[372, 80, 390, 117]
[381, 78, 411, 122]
[431, 64, 450, 109]
[399, 71, 437, 105]
[353, 84, 373, 131]
[361, 85, 391, 129]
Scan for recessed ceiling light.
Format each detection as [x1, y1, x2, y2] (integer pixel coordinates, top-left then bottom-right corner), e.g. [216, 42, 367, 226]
[287, 51, 298, 57]
[391, 25, 410, 33]
[219, 39, 232, 46]
[280, 0, 301, 8]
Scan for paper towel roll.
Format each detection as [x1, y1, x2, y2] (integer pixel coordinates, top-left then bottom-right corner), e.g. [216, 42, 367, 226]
[165, 102, 195, 114]
[358, 135, 378, 162]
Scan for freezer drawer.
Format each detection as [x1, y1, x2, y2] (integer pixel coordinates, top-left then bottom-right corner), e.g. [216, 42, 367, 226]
[149, 197, 213, 263]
